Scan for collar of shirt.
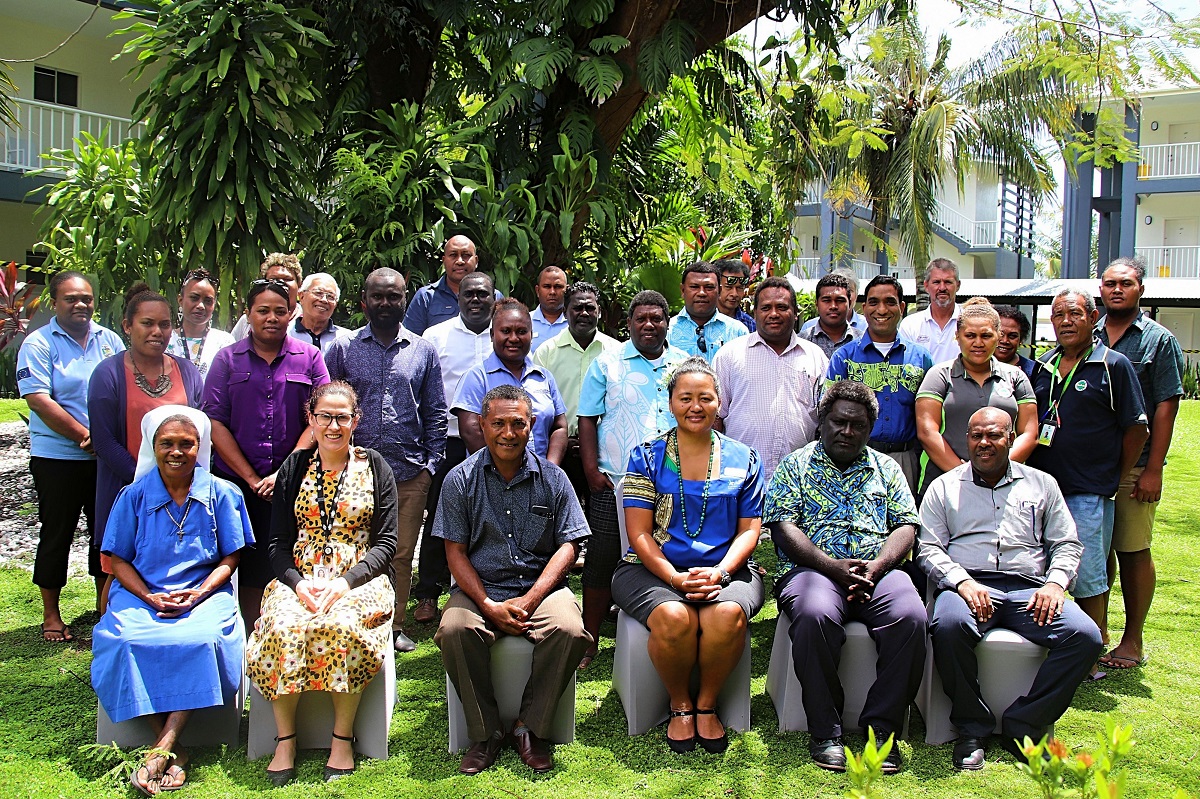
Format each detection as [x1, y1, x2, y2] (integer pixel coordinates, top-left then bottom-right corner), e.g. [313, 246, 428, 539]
[479, 444, 541, 485]
[1095, 311, 1147, 342]
[676, 307, 732, 331]
[746, 330, 802, 355]
[450, 315, 490, 338]
[1038, 337, 1110, 367]
[483, 351, 546, 381]
[806, 324, 856, 344]
[356, 323, 414, 349]
[966, 462, 1018, 490]
[48, 317, 102, 348]
[142, 466, 216, 513]
[949, 355, 1005, 382]
[551, 329, 609, 355]
[620, 340, 673, 363]
[432, 274, 457, 299]
[812, 440, 873, 476]
[862, 336, 907, 357]
[923, 304, 961, 328]
[532, 305, 566, 326]
[291, 316, 338, 337]
[229, 333, 309, 361]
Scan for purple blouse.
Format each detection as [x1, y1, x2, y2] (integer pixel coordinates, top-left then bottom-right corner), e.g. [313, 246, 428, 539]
[202, 336, 330, 478]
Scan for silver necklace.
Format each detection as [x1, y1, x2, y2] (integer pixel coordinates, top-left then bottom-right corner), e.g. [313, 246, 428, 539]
[164, 498, 192, 541]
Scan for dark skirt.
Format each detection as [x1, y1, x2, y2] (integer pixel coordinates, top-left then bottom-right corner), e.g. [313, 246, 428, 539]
[611, 561, 764, 626]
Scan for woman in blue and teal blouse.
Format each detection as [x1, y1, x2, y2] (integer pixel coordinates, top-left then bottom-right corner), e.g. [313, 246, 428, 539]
[614, 356, 764, 755]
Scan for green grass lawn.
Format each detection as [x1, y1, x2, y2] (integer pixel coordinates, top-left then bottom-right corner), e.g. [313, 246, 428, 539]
[0, 398, 27, 424]
[2, 408, 1199, 798]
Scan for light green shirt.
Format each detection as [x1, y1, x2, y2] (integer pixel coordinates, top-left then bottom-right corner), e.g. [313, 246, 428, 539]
[533, 328, 620, 436]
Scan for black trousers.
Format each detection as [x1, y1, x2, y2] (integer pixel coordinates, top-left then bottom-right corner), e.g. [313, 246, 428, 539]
[213, 468, 274, 588]
[30, 457, 99, 585]
[413, 437, 467, 601]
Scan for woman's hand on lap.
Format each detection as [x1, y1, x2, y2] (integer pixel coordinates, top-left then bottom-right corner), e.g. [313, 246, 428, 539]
[314, 578, 350, 614]
[295, 579, 324, 613]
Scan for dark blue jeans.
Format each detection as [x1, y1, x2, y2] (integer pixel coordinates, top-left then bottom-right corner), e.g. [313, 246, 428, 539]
[929, 574, 1104, 740]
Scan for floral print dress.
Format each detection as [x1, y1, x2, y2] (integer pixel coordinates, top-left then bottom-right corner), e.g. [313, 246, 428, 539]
[247, 456, 394, 700]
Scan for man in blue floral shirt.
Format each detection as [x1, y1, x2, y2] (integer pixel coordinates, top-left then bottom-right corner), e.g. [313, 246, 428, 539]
[764, 380, 926, 775]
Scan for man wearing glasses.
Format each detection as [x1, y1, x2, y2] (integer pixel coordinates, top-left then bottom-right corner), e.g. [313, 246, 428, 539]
[666, 261, 748, 363]
[288, 272, 348, 356]
[714, 258, 756, 332]
[325, 267, 449, 653]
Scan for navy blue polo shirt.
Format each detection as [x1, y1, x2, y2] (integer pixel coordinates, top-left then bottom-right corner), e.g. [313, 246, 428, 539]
[826, 335, 933, 444]
[1028, 338, 1148, 497]
[403, 274, 503, 336]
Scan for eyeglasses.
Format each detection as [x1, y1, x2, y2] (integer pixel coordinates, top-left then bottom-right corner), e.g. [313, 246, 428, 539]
[252, 278, 289, 288]
[696, 328, 708, 354]
[314, 412, 354, 427]
[722, 275, 750, 287]
[306, 290, 338, 302]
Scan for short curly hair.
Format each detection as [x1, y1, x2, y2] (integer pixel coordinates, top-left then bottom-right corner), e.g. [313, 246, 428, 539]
[481, 384, 533, 417]
[260, 252, 303, 284]
[818, 380, 879, 428]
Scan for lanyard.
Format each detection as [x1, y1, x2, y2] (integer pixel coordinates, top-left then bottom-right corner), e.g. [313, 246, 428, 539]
[315, 463, 349, 541]
[1046, 347, 1091, 422]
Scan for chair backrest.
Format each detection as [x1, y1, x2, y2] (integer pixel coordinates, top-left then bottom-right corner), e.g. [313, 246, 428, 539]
[615, 477, 630, 552]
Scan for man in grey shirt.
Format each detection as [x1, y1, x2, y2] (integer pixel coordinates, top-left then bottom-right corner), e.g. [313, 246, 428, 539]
[917, 408, 1103, 772]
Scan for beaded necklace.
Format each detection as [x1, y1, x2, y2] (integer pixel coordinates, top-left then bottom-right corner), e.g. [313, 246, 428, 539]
[669, 429, 715, 539]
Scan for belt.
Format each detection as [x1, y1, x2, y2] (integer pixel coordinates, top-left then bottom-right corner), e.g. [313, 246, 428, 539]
[869, 439, 915, 454]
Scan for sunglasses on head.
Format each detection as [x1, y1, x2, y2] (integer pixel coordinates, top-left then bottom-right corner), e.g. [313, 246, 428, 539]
[722, 275, 750, 287]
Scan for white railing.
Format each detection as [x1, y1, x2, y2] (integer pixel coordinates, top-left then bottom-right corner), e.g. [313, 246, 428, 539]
[973, 220, 1000, 247]
[791, 257, 821, 279]
[1135, 246, 1200, 279]
[1139, 143, 1200, 179]
[1, 98, 144, 173]
[851, 258, 882, 281]
[933, 198, 1000, 248]
[892, 264, 916, 279]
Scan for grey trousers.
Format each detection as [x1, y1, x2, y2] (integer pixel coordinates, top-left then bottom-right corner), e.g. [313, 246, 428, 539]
[435, 586, 592, 742]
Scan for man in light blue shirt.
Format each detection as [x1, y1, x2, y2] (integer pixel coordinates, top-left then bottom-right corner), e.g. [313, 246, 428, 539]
[530, 266, 568, 353]
[800, 267, 868, 335]
[666, 261, 748, 362]
[576, 289, 689, 666]
[17, 271, 125, 638]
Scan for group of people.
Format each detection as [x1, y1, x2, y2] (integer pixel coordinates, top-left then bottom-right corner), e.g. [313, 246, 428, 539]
[14, 239, 1180, 788]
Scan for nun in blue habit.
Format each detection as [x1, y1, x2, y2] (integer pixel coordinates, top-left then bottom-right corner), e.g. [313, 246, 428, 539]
[91, 404, 252, 795]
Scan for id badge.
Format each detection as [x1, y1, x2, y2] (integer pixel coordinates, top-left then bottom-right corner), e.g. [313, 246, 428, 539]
[1038, 422, 1057, 447]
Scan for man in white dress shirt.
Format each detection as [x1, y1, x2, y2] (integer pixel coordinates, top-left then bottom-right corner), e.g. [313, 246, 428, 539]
[897, 258, 962, 364]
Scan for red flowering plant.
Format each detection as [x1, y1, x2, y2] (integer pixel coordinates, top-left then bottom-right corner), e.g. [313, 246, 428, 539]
[1014, 717, 1135, 799]
[0, 261, 42, 352]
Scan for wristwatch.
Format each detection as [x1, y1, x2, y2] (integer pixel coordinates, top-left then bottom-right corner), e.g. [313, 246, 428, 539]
[717, 568, 731, 586]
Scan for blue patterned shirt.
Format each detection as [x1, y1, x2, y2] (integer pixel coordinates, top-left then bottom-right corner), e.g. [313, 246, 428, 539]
[763, 441, 919, 577]
[667, 309, 748, 363]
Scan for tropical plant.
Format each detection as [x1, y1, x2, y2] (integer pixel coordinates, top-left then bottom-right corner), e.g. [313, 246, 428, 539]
[115, 0, 332, 324]
[0, 261, 42, 351]
[32, 135, 162, 330]
[0, 62, 15, 129]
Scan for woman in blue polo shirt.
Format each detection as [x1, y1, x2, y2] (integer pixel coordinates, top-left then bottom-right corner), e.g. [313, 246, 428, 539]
[16, 271, 125, 642]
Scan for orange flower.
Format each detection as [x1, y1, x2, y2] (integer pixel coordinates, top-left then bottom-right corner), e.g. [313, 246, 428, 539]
[1047, 740, 1070, 760]
[1077, 752, 1095, 767]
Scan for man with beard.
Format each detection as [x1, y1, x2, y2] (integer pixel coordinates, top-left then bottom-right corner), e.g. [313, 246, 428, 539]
[898, 258, 963, 364]
[412, 272, 498, 626]
[325, 268, 448, 653]
[530, 266, 569, 352]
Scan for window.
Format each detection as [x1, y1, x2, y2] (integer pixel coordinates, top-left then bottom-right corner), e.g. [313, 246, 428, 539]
[33, 66, 78, 107]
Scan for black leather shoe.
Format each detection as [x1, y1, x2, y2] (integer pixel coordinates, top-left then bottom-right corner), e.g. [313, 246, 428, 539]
[881, 744, 903, 774]
[953, 736, 986, 771]
[809, 737, 847, 772]
[695, 708, 728, 754]
[666, 707, 696, 754]
[459, 736, 505, 775]
[266, 733, 296, 787]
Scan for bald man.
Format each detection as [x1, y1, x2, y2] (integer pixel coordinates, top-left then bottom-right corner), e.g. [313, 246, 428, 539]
[917, 407, 1102, 770]
[405, 235, 502, 335]
[530, 266, 568, 352]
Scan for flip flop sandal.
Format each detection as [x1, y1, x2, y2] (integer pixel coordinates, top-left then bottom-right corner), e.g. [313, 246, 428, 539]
[1100, 653, 1148, 669]
[40, 624, 74, 643]
[130, 764, 159, 796]
[159, 764, 187, 791]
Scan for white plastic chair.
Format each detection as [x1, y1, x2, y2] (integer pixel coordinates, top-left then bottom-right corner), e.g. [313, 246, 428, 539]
[97, 676, 244, 749]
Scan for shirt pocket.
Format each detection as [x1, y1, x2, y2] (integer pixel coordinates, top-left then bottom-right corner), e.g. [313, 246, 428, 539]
[516, 512, 556, 556]
[285, 372, 314, 404]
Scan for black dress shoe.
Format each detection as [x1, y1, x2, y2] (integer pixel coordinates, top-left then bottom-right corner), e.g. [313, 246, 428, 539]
[881, 745, 903, 774]
[809, 737, 847, 772]
[266, 733, 296, 787]
[666, 707, 696, 754]
[694, 708, 728, 754]
[953, 736, 986, 771]
[459, 736, 505, 775]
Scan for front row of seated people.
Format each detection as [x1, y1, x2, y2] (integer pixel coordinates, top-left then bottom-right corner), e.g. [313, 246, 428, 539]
[91, 370, 1103, 787]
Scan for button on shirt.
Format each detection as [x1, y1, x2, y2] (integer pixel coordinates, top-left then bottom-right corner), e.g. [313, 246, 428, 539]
[532, 329, 620, 436]
[432, 447, 589, 601]
[403, 274, 503, 336]
[898, 305, 962, 364]
[578, 341, 690, 479]
[453, 353, 567, 458]
[667, 309, 748, 363]
[827, 336, 932, 445]
[17, 319, 125, 460]
[202, 336, 330, 477]
[917, 461, 1082, 592]
[764, 441, 919, 579]
[799, 322, 859, 358]
[530, 306, 568, 353]
[287, 317, 349, 356]
[1028, 340, 1148, 497]
[711, 332, 828, 480]
[325, 326, 448, 480]
[423, 316, 492, 439]
[1097, 312, 1184, 468]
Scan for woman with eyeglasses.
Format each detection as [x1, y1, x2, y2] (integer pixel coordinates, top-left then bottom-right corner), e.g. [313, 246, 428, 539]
[89, 283, 205, 612]
[167, 269, 235, 378]
[202, 279, 329, 627]
[247, 381, 396, 786]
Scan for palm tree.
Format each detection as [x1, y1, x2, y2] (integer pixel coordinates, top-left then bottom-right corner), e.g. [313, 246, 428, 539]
[773, 15, 1075, 279]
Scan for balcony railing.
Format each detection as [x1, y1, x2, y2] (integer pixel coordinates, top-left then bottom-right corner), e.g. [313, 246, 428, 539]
[792, 257, 821, 279]
[933, 199, 1000, 248]
[1135, 246, 1200, 279]
[2, 98, 143, 174]
[1139, 143, 1200, 179]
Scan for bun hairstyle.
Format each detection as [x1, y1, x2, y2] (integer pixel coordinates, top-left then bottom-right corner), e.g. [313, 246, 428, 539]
[957, 295, 1000, 331]
[307, 380, 361, 417]
[123, 281, 170, 325]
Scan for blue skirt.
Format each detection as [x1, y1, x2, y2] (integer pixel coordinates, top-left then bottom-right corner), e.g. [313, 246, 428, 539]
[91, 584, 245, 723]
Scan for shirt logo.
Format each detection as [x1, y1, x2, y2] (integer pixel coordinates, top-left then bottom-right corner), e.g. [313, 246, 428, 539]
[101, 345, 114, 357]
[16, 367, 31, 381]
[1074, 379, 1088, 391]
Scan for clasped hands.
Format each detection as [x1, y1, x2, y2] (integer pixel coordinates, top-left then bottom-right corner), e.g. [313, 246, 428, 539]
[827, 558, 882, 603]
[670, 567, 724, 601]
[147, 588, 207, 618]
[956, 579, 1064, 626]
[481, 595, 542, 636]
[295, 577, 351, 615]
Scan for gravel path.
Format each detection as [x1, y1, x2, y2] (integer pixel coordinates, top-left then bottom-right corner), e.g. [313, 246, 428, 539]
[0, 421, 91, 575]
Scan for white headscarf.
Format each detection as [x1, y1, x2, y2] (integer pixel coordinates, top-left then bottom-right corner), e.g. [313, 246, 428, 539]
[133, 405, 213, 481]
